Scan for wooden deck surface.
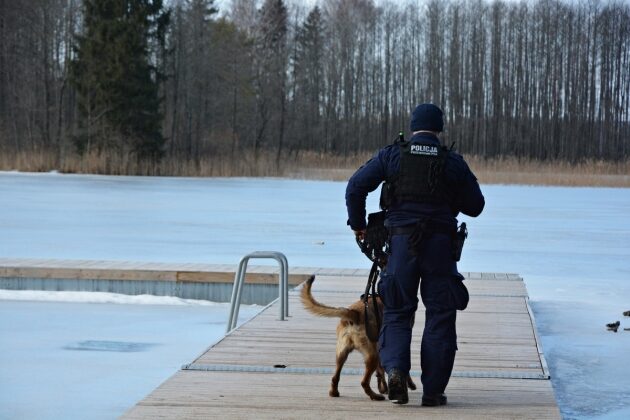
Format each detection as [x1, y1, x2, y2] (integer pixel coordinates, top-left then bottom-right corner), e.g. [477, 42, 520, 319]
[123, 270, 560, 419]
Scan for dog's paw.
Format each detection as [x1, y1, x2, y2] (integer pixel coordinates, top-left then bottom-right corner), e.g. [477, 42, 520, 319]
[370, 394, 386, 401]
[329, 389, 340, 398]
[407, 377, 417, 391]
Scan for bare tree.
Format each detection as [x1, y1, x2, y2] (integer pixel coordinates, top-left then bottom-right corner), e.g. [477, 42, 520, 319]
[2, 0, 629, 168]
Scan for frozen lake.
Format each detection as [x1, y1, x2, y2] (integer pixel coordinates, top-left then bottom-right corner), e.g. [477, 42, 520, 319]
[1, 172, 629, 419]
[0, 294, 259, 420]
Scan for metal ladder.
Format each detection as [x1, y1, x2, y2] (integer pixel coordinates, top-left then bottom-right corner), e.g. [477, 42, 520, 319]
[226, 251, 289, 333]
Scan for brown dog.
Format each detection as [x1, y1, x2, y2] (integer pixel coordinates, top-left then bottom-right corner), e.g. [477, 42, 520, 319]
[300, 275, 416, 400]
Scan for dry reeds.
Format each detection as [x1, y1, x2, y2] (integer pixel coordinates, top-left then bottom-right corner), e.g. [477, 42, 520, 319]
[0, 149, 289, 177]
[288, 153, 630, 188]
[466, 156, 630, 188]
[1, 149, 628, 188]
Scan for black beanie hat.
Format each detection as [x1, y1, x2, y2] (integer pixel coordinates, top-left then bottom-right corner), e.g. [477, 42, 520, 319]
[410, 103, 444, 132]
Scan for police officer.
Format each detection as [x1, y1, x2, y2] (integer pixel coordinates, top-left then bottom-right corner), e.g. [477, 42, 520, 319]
[345, 103, 484, 405]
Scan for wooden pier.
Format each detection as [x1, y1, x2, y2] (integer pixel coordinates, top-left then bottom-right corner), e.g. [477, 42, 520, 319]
[122, 269, 560, 419]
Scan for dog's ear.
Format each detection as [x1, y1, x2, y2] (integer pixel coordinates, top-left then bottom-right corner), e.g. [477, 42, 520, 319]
[307, 275, 315, 285]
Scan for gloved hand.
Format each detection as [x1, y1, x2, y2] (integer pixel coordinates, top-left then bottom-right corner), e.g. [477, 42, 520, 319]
[354, 229, 366, 241]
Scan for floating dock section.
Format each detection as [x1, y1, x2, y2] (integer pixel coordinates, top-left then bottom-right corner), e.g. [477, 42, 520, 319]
[119, 269, 560, 419]
[0, 258, 311, 304]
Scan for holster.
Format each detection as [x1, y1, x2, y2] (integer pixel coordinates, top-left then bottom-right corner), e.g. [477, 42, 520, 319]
[452, 222, 467, 262]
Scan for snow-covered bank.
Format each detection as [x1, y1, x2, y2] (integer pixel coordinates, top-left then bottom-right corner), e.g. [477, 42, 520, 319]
[1, 172, 629, 419]
[0, 290, 234, 306]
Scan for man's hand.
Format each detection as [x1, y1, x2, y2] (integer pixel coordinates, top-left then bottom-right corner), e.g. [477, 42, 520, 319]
[354, 229, 366, 241]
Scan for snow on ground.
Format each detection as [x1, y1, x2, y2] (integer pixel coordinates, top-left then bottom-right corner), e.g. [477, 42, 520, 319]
[0, 290, 230, 306]
[1, 171, 629, 419]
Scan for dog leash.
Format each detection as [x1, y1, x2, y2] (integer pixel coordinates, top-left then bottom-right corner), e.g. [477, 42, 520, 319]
[357, 234, 385, 343]
[362, 260, 382, 343]
[355, 212, 391, 343]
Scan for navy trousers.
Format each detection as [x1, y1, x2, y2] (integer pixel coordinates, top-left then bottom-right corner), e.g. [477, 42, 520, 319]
[378, 233, 468, 396]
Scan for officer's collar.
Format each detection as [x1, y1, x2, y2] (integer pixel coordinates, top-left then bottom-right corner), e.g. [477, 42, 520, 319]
[410, 132, 440, 144]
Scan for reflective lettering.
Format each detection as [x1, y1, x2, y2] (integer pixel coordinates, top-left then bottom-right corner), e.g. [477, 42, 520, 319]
[410, 144, 438, 156]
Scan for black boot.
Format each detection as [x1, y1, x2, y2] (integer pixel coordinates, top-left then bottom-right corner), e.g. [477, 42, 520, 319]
[387, 369, 409, 405]
[422, 393, 447, 406]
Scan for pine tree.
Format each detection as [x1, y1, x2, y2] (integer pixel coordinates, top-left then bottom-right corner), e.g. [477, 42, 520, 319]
[254, 0, 288, 164]
[71, 0, 170, 161]
[180, 0, 218, 159]
[293, 6, 325, 150]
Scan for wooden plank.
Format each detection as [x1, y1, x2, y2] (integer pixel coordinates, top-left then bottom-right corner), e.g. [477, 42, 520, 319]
[0, 258, 312, 286]
[300, 276, 528, 299]
[291, 266, 317, 275]
[123, 371, 560, 419]
[176, 271, 272, 284]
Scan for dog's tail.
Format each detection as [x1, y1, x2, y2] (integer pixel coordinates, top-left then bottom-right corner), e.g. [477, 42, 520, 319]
[300, 275, 360, 323]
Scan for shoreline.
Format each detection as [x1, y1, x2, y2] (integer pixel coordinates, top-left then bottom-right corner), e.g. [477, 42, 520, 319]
[2, 166, 629, 188]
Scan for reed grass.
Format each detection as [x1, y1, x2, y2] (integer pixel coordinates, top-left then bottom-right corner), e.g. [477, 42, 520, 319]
[289, 152, 630, 188]
[1, 149, 628, 187]
[466, 156, 630, 188]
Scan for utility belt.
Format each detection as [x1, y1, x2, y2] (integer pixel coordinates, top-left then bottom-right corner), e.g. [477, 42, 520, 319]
[389, 219, 468, 262]
[388, 222, 455, 237]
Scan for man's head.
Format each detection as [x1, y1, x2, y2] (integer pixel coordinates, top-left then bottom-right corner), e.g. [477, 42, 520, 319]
[410, 103, 443, 133]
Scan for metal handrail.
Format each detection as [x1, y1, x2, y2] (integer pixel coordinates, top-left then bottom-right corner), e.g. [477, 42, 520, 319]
[226, 251, 289, 333]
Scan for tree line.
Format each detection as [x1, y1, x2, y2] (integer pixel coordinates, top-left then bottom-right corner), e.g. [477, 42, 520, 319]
[0, 0, 629, 169]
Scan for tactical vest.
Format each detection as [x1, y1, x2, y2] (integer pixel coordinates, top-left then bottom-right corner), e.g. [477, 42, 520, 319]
[380, 140, 451, 209]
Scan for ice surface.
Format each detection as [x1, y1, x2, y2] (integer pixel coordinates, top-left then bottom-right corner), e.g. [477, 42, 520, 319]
[1, 172, 629, 419]
[0, 298, 259, 420]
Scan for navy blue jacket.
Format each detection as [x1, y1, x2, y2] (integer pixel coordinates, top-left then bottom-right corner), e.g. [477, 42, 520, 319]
[346, 133, 485, 230]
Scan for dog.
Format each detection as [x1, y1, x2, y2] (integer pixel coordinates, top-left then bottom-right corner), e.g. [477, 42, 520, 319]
[300, 275, 416, 400]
